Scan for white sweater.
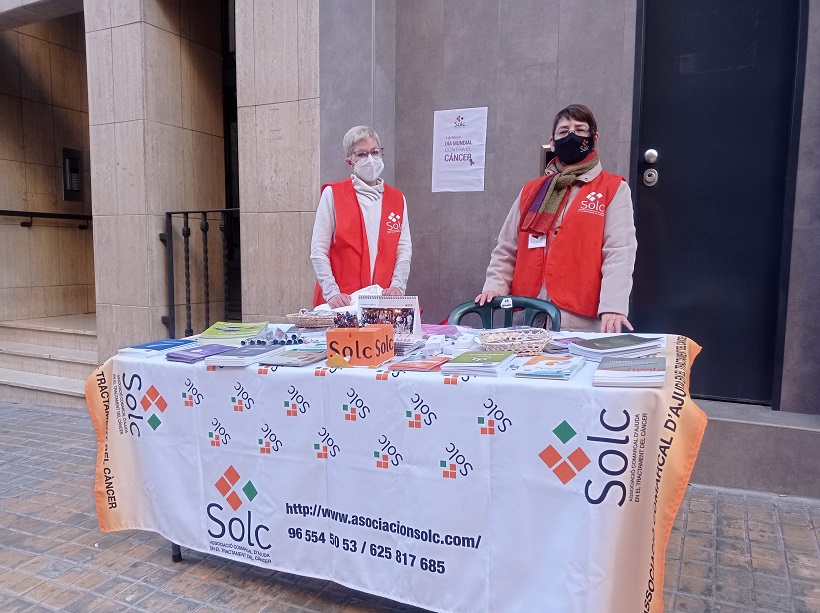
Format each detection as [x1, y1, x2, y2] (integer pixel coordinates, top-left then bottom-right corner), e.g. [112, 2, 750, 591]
[310, 175, 412, 300]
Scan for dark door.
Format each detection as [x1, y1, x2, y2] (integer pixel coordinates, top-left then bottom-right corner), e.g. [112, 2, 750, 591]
[632, 0, 799, 403]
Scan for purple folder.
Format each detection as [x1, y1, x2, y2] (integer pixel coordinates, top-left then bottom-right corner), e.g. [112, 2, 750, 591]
[166, 344, 234, 363]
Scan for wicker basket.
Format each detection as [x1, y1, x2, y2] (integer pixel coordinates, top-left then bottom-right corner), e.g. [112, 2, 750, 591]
[478, 327, 551, 356]
[286, 311, 335, 328]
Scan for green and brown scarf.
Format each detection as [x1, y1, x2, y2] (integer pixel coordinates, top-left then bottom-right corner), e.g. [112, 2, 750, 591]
[518, 151, 599, 236]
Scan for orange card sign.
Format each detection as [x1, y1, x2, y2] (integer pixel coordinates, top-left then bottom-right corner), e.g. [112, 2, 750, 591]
[326, 324, 395, 367]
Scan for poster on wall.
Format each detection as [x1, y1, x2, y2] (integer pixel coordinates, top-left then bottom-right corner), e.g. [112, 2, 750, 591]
[431, 106, 488, 192]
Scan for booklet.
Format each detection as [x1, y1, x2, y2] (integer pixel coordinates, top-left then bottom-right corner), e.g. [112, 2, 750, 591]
[118, 338, 197, 358]
[166, 344, 234, 364]
[439, 351, 515, 377]
[260, 348, 327, 367]
[204, 345, 285, 367]
[515, 355, 587, 380]
[568, 335, 663, 361]
[198, 321, 269, 345]
[593, 357, 667, 387]
[388, 354, 451, 372]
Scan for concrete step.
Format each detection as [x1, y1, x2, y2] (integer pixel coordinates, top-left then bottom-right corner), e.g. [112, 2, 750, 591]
[0, 340, 98, 380]
[0, 316, 97, 352]
[0, 367, 87, 411]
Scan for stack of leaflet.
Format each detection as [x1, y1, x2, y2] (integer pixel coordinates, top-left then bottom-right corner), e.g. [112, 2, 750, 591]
[197, 321, 269, 346]
[568, 334, 663, 362]
[439, 351, 515, 377]
[203, 345, 284, 367]
[166, 344, 234, 364]
[593, 356, 667, 387]
[394, 336, 426, 356]
[388, 354, 451, 372]
[260, 346, 327, 367]
[118, 338, 197, 358]
[515, 355, 586, 380]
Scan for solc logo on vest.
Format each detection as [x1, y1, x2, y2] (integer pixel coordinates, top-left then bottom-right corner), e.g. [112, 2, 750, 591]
[207, 465, 271, 564]
[386, 211, 402, 234]
[579, 191, 606, 216]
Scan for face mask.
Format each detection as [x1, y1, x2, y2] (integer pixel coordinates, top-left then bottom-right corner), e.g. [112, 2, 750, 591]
[553, 132, 594, 165]
[353, 155, 384, 183]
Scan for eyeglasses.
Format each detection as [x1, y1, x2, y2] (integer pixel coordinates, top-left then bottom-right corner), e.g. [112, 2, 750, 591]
[554, 127, 591, 139]
[349, 148, 384, 161]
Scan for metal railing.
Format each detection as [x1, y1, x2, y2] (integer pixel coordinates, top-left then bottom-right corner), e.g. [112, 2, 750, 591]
[0, 209, 91, 229]
[160, 208, 240, 338]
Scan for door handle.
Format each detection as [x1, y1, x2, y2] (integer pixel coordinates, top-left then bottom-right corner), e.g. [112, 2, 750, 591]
[644, 149, 659, 163]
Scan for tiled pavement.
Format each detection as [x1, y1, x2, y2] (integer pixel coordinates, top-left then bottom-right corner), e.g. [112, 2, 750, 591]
[1, 402, 819, 613]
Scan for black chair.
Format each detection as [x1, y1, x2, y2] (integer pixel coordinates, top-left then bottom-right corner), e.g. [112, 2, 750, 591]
[447, 296, 561, 331]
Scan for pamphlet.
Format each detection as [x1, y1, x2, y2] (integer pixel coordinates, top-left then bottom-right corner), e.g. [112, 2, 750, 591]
[439, 351, 515, 377]
[198, 321, 269, 346]
[260, 348, 327, 367]
[515, 355, 587, 380]
[388, 354, 451, 372]
[118, 338, 197, 358]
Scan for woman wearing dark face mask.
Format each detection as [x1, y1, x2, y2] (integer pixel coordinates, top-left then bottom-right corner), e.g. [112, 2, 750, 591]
[310, 126, 412, 309]
[476, 104, 637, 333]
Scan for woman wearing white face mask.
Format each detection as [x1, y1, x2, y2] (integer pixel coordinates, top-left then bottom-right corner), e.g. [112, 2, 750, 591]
[310, 126, 412, 308]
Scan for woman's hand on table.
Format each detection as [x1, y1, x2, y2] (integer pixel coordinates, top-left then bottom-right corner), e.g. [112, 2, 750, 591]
[475, 291, 500, 306]
[382, 286, 403, 296]
[600, 312, 633, 333]
[328, 293, 352, 309]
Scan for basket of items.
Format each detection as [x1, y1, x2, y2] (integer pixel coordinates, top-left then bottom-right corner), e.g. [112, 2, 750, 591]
[287, 309, 336, 328]
[478, 327, 551, 356]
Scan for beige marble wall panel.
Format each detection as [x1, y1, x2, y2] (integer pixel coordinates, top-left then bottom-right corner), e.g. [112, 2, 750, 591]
[21, 98, 54, 165]
[299, 211, 317, 308]
[84, 227, 95, 285]
[43, 283, 87, 316]
[114, 120, 146, 215]
[179, 127, 195, 210]
[83, 0, 111, 33]
[143, 0, 180, 35]
[84, 28, 114, 125]
[0, 30, 21, 97]
[28, 224, 61, 286]
[189, 42, 223, 136]
[112, 22, 144, 122]
[18, 33, 51, 104]
[52, 106, 84, 166]
[237, 105, 257, 211]
[0, 224, 31, 288]
[49, 43, 82, 111]
[254, 0, 298, 105]
[146, 213, 168, 308]
[16, 21, 51, 42]
[92, 214, 149, 306]
[297, 97, 319, 211]
[235, 0, 255, 108]
[239, 211, 259, 316]
[0, 94, 25, 161]
[145, 120, 184, 215]
[110, 0, 142, 29]
[24, 161, 56, 197]
[0, 287, 36, 320]
[88, 123, 116, 216]
[46, 14, 81, 51]
[144, 23, 182, 127]
[191, 130, 225, 210]
[255, 101, 298, 212]
[297, 0, 318, 100]
[0, 159, 26, 209]
[96, 303, 151, 360]
[86, 283, 96, 312]
[258, 212, 301, 316]
[57, 226, 86, 286]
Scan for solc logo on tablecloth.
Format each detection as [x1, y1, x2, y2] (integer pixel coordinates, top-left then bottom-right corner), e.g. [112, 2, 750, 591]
[118, 373, 165, 436]
[314, 367, 339, 377]
[259, 423, 283, 454]
[138, 384, 167, 431]
[443, 375, 471, 385]
[478, 398, 512, 435]
[539, 420, 591, 484]
[207, 466, 271, 558]
[314, 427, 340, 458]
[208, 417, 231, 447]
[345, 387, 372, 420]
[182, 378, 203, 407]
[439, 442, 474, 479]
[284, 385, 309, 416]
[374, 369, 400, 381]
[231, 382, 255, 412]
[406, 393, 436, 429]
[257, 366, 279, 375]
[374, 435, 403, 469]
[540, 409, 633, 507]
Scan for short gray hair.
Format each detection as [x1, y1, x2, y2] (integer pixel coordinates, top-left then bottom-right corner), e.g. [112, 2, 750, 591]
[343, 126, 380, 158]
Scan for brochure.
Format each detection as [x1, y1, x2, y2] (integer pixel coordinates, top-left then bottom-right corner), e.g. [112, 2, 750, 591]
[118, 338, 197, 358]
[198, 321, 269, 345]
[260, 348, 327, 367]
[593, 357, 667, 387]
[439, 351, 515, 377]
[203, 345, 284, 367]
[166, 344, 234, 364]
[388, 354, 451, 372]
[568, 334, 663, 361]
[515, 355, 587, 380]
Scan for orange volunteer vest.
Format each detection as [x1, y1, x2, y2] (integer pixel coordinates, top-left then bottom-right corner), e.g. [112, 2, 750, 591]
[510, 171, 624, 318]
[313, 178, 405, 307]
